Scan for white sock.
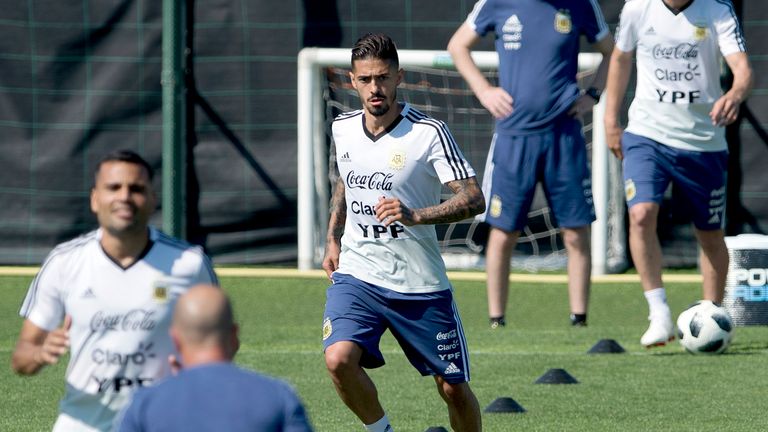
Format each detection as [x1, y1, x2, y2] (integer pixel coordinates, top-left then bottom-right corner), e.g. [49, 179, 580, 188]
[644, 288, 671, 319]
[364, 415, 393, 432]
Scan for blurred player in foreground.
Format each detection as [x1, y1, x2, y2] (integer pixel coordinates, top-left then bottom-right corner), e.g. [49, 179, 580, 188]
[11, 150, 218, 431]
[322, 33, 484, 432]
[604, 0, 753, 346]
[117, 284, 313, 432]
[448, 0, 614, 328]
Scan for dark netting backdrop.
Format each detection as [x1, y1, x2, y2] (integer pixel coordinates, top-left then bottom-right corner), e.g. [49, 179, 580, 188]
[0, 0, 766, 265]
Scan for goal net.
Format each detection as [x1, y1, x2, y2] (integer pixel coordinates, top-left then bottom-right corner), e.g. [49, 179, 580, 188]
[297, 48, 627, 274]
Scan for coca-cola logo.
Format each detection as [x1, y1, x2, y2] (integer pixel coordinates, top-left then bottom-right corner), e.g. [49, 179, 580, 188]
[90, 309, 158, 332]
[345, 170, 394, 191]
[652, 43, 698, 60]
[436, 329, 458, 341]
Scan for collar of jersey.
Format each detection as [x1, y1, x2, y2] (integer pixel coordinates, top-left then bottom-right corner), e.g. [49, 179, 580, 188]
[362, 103, 406, 142]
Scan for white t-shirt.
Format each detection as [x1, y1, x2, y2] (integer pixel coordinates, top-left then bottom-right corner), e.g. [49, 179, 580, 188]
[615, 0, 747, 151]
[19, 227, 218, 432]
[332, 103, 476, 294]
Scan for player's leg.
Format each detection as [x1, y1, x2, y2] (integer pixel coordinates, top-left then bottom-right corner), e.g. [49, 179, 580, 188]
[385, 289, 479, 430]
[482, 132, 539, 327]
[621, 132, 674, 346]
[677, 148, 729, 304]
[433, 377, 481, 432]
[628, 202, 664, 292]
[545, 116, 595, 325]
[322, 274, 391, 430]
[695, 228, 728, 303]
[561, 225, 591, 324]
[325, 341, 386, 424]
[486, 227, 519, 326]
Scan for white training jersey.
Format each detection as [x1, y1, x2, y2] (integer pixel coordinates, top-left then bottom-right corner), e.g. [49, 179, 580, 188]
[19, 227, 218, 432]
[332, 103, 476, 294]
[615, 0, 746, 151]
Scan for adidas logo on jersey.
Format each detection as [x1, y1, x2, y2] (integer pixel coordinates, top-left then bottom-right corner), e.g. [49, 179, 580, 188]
[444, 362, 461, 375]
[81, 287, 96, 299]
[339, 152, 351, 163]
[503, 14, 522, 32]
[645, 26, 656, 35]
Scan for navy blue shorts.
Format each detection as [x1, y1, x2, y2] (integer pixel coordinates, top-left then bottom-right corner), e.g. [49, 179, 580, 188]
[483, 116, 595, 232]
[322, 273, 471, 384]
[622, 132, 727, 230]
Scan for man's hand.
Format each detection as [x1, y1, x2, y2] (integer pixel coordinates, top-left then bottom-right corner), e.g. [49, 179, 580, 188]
[13, 316, 72, 375]
[605, 120, 624, 160]
[375, 196, 417, 226]
[568, 94, 596, 119]
[37, 315, 71, 366]
[710, 93, 741, 127]
[322, 239, 341, 280]
[477, 86, 514, 119]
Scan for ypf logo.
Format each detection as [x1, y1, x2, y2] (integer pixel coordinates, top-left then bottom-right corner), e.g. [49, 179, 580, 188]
[729, 268, 768, 302]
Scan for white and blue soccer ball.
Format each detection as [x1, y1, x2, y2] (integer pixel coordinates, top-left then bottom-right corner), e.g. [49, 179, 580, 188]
[676, 300, 734, 355]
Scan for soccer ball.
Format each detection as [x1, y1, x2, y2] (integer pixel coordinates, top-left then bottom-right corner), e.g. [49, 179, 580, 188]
[676, 300, 734, 355]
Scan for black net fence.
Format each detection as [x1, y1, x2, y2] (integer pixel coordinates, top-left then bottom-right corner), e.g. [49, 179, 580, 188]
[1, 0, 766, 267]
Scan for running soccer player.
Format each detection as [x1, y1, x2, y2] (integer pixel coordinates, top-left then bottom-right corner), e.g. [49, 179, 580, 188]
[448, 0, 614, 328]
[604, 0, 753, 346]
[322, 33, 484, 432]
[11, 150, 218, 431]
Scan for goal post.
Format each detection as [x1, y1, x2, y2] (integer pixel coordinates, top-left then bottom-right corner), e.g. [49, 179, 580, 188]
[297, 47, 626, 275]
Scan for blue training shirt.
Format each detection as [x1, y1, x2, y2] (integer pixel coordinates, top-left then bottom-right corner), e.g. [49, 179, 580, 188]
[117, 363, 313, 432]
[467, 0, 609, 133]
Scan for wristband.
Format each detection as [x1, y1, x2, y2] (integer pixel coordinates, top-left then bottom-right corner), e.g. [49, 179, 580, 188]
[584, 87, 601, 102]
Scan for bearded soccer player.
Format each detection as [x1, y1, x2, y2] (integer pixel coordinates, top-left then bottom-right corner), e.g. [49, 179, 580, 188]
[604, 0, 753, 346]
[321, 33, 484, 432]
[12, 150, 218, 431]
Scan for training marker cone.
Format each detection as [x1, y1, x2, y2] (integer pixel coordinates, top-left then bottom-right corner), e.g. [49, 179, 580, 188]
[587, 338, 626, 354]
[484, 397, 526, 413]
[535, 368, 579, 384]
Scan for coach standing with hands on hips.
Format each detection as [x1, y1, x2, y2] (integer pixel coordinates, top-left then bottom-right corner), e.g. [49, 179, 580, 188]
[448, 0, 614, 328]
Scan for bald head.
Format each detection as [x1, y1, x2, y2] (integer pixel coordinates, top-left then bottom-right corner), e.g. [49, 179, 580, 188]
[172, 284, 235, 353]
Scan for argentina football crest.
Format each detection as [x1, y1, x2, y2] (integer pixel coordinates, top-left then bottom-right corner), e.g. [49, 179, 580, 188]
[322, 317, 332, 341]
[554, 9, 572, 34]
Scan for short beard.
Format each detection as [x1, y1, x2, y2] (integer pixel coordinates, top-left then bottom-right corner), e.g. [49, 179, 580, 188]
[367, 89, 396, 117]
[368, 103, 390, 117]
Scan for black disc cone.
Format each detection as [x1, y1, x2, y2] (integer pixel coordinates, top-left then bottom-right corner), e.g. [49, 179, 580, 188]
[484, 397, 526, 413]
[534, 368, 579, 384]
[587, 338, 626, 354]
[424, 427, 450, 432]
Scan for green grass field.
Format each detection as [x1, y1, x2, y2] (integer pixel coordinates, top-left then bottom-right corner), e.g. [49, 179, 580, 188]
[3, 273, 768, 431]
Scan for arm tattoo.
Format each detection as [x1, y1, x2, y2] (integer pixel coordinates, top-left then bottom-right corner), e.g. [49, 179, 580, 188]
[327, 178, 347, 241]
[412, 177, 485, 225]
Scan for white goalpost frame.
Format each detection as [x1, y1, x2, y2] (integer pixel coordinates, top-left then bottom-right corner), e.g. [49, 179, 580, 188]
[297, 47, 614, 274]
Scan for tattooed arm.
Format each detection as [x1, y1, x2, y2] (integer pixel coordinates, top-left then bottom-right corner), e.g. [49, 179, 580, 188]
[322, 178, 347, 279]
[374, 176, 485, 227]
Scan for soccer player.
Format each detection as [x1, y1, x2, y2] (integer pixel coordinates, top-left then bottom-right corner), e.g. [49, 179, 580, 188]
[604, 0, 753, 346]
[117, 284, 313, 432]
[448, 0, 614, 328]
[322, 33, 484, 432]
[11, 150, 218, 431]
